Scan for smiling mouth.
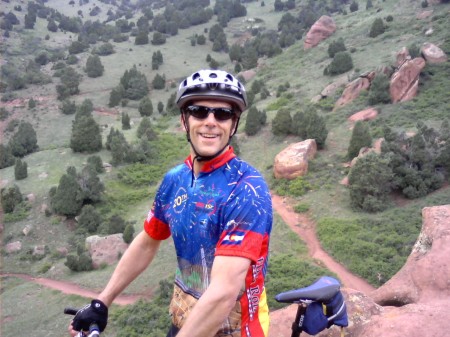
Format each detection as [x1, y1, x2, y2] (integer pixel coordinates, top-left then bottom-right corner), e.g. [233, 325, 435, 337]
[200, 133, 219, 139]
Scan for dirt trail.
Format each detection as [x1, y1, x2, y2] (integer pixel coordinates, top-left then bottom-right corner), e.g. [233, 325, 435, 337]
[3, 194, 374, 305]
[1, 273, 141, 305]
[271, 194, 375, 294]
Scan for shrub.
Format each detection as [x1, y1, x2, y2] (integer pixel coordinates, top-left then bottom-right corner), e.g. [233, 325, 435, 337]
[60, 100, 76, 115]
[78, 205, 102, 233]
[324, 51, 353, 75]
[85, 55, 104, 78]
[87, 155, 105, 173]
[9, 121, 38, 157]
[272, 109, 292, 136]
[14, 159, 28, 180]
[328, 38, 347, 58]
[138, 96, 153, 116]
[347, 121, 372, 159]
[369, 18, 385, 38]
[1, 184, 23, 213]
[368, 73, 391, 105]
[123, 224, 135, 243]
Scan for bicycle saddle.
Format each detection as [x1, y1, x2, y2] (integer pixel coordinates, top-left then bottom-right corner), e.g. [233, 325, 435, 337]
[275, 276, 341, 303]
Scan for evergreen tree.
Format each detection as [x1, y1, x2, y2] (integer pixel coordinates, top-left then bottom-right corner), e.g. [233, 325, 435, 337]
[87, 155, 104, 173]
[85, 55, 104, 78]
[157, 101, 164, 114]
[272, 109, 292, 136]
[348, 152, 392, 212]
[1, 184, 23, 213]
[350, 1, 359, 12]
[14, 159, 28, 180]
[70, 111, 102, 153]
[107, 215, 126, 234]
[245, 106, 265, 136]
[152, 74, 166, 90]
[347, 121, 372, 159]
[292, 108, 328, 149]
[135, 31, 149, 45]
[57, 67, 80, 100]
[242, 46, 258, 70]
[139, 96, 153, 116]
[328, 38, 347, 58]
[151, 32, 166, 45]
[51, 168, 83, 216]
[60, 100, 77, 115]
[109, 85, 124, 107]
[77, 165, 104, 203]
[78, 205, 102, 233]
[368, 73, 391, 105]
[122, 112, 131, 130]
[324, 51, 353, 75]
[77, 99, 94, 117]
[369, 18, 385, 38]
[137, 117, 157, 141]
[9, 121, 38, 157]
[28, 98, 36, 109]
[0, 144, 15, 169]
[123, 224, 135, 243]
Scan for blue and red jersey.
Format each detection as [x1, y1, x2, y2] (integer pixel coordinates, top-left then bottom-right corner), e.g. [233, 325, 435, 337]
[144, 147, 273, 336]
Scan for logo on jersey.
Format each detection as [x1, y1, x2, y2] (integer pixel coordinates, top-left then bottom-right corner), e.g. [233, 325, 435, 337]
[222, 231, 245, 245]
[173, 187, 188, 214]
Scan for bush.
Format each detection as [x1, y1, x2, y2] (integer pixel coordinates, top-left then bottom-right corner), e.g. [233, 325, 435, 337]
[347, 121, 373, 159]
[1, 184, 23, 213]
[14, 159, 27, 180]
[9, 121, 38, 157]
[65, 252, 93, 272]
[60, 100, 77, 115]
[368, 73, 391, 105]
[78, 205, 102, 233]
[123, 224, 135, 243]
[328, 38, 347, 58]
[272, 109, 292, 136]
[369, 18, 385, 38]
[138, 96, 153, 116]
[324, 51, 353, 76]
[87, 155, 105, 173]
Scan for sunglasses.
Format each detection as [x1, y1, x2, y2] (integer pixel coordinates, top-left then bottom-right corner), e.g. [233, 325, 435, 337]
[184, 105, 235, 121]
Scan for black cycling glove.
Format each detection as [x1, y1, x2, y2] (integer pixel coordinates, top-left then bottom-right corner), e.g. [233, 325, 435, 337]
[72, 299, 108, 332]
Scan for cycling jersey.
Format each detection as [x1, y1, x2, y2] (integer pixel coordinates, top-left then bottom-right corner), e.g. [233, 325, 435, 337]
[144, 147, 272, 337]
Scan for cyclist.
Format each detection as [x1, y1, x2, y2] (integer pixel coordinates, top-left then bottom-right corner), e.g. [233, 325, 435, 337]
[69, 69, 273, 337]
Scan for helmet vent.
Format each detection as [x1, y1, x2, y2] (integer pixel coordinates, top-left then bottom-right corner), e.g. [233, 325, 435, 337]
[209, 72, 218, 79]
[192, 72, 201, 81]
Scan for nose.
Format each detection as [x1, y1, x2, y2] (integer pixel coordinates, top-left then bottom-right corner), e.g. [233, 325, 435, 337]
[204, 110, 218, 124]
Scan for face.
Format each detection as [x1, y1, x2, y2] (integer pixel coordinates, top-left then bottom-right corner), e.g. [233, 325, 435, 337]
[182, 99, 236, 159]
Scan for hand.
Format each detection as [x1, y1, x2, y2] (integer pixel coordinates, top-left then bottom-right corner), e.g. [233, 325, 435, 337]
[72, 299, 108, 332]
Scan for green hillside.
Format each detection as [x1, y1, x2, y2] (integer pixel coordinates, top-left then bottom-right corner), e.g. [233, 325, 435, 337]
[1, 0, 449, 336]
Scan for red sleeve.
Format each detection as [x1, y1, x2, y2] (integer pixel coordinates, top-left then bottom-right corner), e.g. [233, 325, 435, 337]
[144, 214, 171, 240]
[215, 230, 264, 263]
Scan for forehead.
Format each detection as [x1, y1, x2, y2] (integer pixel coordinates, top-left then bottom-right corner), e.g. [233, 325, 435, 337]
[191, 99, 232, 109]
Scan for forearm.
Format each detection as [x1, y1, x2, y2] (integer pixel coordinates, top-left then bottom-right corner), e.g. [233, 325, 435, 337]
[98, 231, 161, 306]
[177, 256, 250, 337]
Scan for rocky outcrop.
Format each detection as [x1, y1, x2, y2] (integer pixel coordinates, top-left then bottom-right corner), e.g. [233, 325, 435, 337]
[372, 205, 450, 305]
[334, 72, 375, 109]
[348, 108, 378, 123]
[273, 139, 317, 180]
[269, 204, 450, 337]
[390, 57, 426, 103]
[421, 42, 448, 64]
[304, 16, 336, 49]
[86, 234, 129, 269]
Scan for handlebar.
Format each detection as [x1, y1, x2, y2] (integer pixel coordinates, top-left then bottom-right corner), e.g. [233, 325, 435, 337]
[64, 307, 100, 337]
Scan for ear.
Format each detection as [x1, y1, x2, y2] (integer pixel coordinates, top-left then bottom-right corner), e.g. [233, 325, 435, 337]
[181, 113, 189, 132]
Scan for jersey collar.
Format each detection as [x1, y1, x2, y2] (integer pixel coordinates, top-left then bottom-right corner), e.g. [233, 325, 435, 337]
[185, 146, 236, 173]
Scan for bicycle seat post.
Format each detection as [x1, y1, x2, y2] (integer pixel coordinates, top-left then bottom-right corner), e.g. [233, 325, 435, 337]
[291, 303, 307, 337]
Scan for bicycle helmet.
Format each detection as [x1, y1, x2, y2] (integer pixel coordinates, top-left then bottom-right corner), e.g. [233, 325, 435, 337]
[176, 69, 248, 113]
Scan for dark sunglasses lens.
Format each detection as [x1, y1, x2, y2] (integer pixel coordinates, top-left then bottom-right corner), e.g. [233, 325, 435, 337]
[213, 108, 234, 121]
[186, 106, 234, 121]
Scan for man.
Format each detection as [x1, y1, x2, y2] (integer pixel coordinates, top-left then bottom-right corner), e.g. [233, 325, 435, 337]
[69, 69, 273, 337]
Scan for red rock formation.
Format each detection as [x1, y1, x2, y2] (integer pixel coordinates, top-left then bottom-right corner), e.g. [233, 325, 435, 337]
[390, 57, 426, 103]
[421, 42, 448, 63]
[86, 234, 129, 268]
[304, 16, 336, 49]
[334, 75, 372, 109]
[273, 139, 317, 179]
[348, 108, 378, 123]
[395, 46, 410, 68]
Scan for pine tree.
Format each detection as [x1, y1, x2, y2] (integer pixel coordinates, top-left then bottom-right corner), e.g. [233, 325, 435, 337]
[272, 109, 292, 136]
[14, 159, 28, 180]
[85, 55, 104, 78]
[368, 73, 391, 105]
[138, 96, 153, 116]
[0, 144, 16, 169]
[369, 18, 385, 38]
[70, 111, 102, 153]
[347, 121, 372, 159]
[60, 100, 77, 115]
[348, 152, 392, 212]
[51, 168, 83, 216]
[122, 112, 131, 130]
[1, 184, 22, 213]
[78, 205, 102, 233]
[9, 121, 38, 157]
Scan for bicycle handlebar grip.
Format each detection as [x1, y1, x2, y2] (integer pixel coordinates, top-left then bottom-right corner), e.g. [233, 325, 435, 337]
[64, 308, 79, 316]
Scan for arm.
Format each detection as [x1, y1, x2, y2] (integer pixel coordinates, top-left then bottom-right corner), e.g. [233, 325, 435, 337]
[176, 255, 251, 337]
[98, 230, 162, 306]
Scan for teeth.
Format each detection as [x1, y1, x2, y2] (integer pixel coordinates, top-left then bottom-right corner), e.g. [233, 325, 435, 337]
[201, 133, 217, 138]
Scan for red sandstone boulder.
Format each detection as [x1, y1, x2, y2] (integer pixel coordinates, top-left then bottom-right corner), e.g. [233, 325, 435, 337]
[390, 57, 426, 103]
[348, 108, 378, 123]
[334, 74, 373, 109]
[421, 42, 448, 64]
[304, 16, 336, 49]
[86, 234, 129, 269]
[273, 140, 317, 180]
[395, 47, 410, 68]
